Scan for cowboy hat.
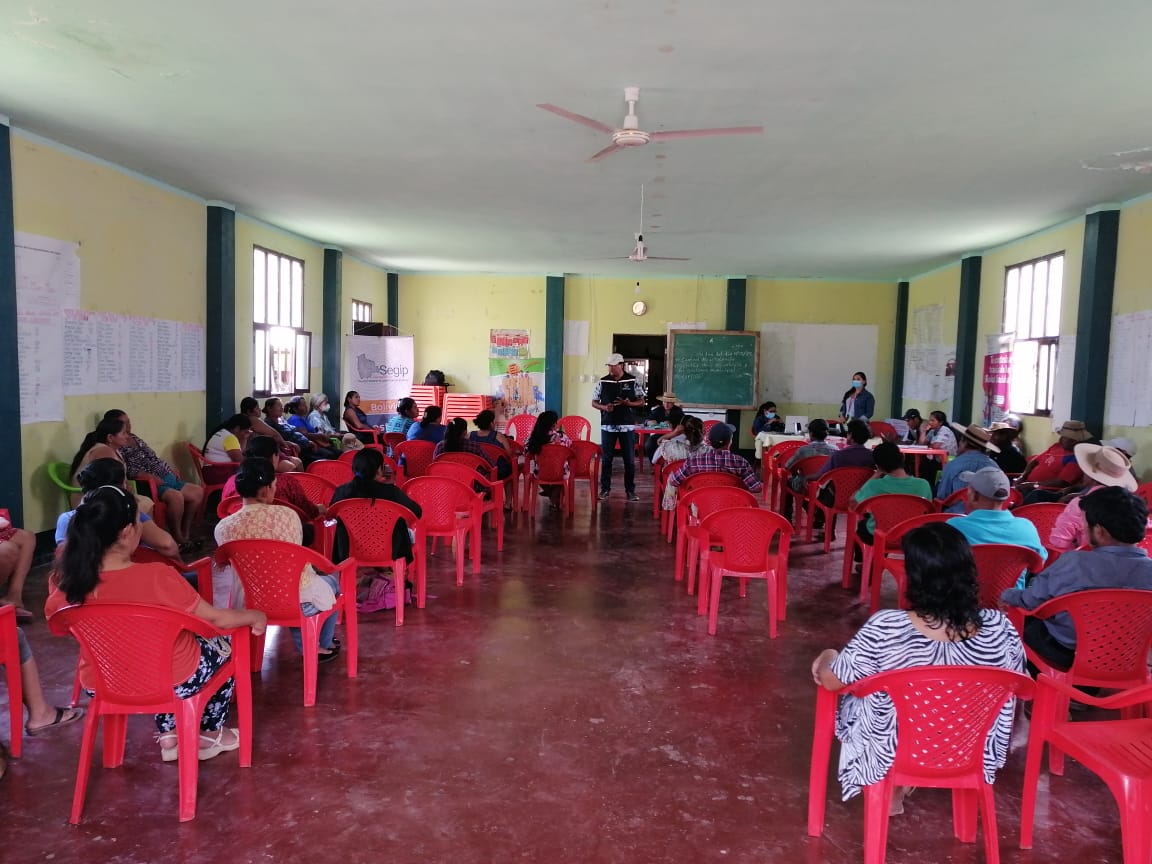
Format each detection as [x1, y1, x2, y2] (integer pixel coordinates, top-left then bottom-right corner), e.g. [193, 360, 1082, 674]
[1074, 443, 1137, 491]
[656, 392, 679, 403]
[1055, 420, 1093, 442]
[987, 421, 1020, 438]
[949, 422, 1000, 454]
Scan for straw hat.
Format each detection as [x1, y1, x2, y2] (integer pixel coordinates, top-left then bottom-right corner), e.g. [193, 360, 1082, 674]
[341, 433, 365, 451]
[1055, 420, 1093, 442]
[950, 422, 1000, 454]
[987, 421, 1020, 439]
[1074, 443, 1137, 491]
[656, 392, 679, 404]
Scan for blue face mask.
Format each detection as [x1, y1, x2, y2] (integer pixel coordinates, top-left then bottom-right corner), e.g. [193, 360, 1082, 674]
[765, 411, 776, 419]
[851, 380, 863, 389]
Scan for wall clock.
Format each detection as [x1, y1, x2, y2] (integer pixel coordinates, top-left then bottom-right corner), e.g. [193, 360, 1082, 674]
[632, 300, 648, 316]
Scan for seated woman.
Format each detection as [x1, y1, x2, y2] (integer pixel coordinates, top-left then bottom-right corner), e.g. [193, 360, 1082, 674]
[0, 510, 36, 622]
[645, 393, 685, 461]
[203, 414, 252, 468]
[214, 459, 341, 662]
[263, 397, 338, 463]
[385, 397, 419, 436]
[810, 523, 1024, 814]
[653, 415, 708, 466]
[330, 448, 423, 564]
[285, 396, 341, 451]
[306, 394, 339, 438]
[469, 409, 514, 479]
[752, 400, 787, 460]
[103, 409, 204, 548]
[239, 398, 303, 472]
[524, 411, 572, 509]
[70, 416, 153, 518]
[56, 458, 180, 559]
[342, 391, 379, 442]
[47, 486, 266, 761]
[220, 436, 324, 547]
[434, 418, 499, 468]
[406, 405, 446, 444]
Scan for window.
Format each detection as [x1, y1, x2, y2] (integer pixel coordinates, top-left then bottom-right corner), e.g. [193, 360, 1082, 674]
[352, 299, 373, 324]
[253, 246, 311, 396]
[1003, 252, 1063, 416]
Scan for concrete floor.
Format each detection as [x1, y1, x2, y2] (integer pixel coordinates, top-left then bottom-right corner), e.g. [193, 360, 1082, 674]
[1, 470, 1125, 863]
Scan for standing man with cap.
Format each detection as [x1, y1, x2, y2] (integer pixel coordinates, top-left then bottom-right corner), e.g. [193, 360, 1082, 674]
[592, 353, 646, 501]
[948, 466, 1047, 583]
[1016, 420, 1093, 504]
[935, 423, 1000, 512]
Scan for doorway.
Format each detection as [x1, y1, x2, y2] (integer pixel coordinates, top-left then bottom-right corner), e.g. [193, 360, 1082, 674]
[612, 333, 667, 410]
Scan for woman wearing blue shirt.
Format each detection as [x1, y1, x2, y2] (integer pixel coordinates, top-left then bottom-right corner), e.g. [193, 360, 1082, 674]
[839, 371, 875, 421]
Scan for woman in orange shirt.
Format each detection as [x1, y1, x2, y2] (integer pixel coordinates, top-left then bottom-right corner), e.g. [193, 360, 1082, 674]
[47, 486, 266, 762]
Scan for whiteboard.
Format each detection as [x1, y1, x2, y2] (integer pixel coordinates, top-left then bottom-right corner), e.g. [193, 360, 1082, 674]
[759, 323, 879, 404]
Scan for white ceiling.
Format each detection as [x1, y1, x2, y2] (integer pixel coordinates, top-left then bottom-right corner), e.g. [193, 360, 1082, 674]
[4, 0, 1152, 279]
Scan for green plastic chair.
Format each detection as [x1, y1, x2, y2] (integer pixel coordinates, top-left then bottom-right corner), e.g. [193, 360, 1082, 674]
[47, 461, 81, 509]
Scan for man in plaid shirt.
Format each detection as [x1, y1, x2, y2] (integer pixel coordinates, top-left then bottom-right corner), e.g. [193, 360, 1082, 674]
[668, 423, 762, 494]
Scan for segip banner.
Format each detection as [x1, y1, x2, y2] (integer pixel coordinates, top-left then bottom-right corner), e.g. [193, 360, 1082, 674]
[345, 335, 414, 422]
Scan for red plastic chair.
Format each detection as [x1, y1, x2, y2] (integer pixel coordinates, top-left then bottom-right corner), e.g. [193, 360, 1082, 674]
[557, 414, 592, 442]
[428, 462, 504, 550]
[0, 605, 22, 758]
[808, 466, 874, 547]
[48, 602, 253, 823]
[938, 487, 969, 513]
[213, 540, 358, 707]
[654, 458, 686, 530]
[1008, 588, 1152, 773]
[131, 546, 213, 603]
[523, 444, 573, 518]
[867, 511, 955, 612]
[1134, 481, 1152, 509]
[474, 441, 518, 512]
[403, 476, 483, 584]
[868, 421, 899, 442]
[382, 431, 406, 451]
[970, 544, 1044, 612]
[842, 494, 938, 591]
[808, 666, 1034, 864]
[1021, 676, 1152, 862]
[281, 471, 337, 509]
[183, 442, 232, 521]
[337, 443, 384, 463]
[780, 456, 832, 538]
[762, 439, 805, 507]
[1006, 487, 1024, 509]
[393, 440, 436, 480]
[702, 420, 721, 437]
[435, 450, 498, 481]
[699, 508, 793, 636]
[676, 486, 759, 591]
[505, 413, 536, 444]
[133, 473, 168, 531]
[216, 496, 324, 551]
[1012, 502, 1067, 564]
[324, 498, 423, 626]
[567, 440, 602, 513]
[672, 471, 747, 542]
[305, 458, 354, 487]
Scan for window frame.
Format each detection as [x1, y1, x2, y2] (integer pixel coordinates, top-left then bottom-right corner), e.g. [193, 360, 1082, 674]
[351, 299, 373, 324]
[252, 246, 310, 398]
[1002, 251, 1064, 418]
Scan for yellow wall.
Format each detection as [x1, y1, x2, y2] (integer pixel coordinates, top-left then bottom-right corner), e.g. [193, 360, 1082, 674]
[744, 279, 898, 448]
[903, 264, 961, 419]
[973, 220, 1084, 459]
[398, 274, 548, 397]
[563, 275, 728, 432]
[232, 217, 324, 414]
[11, 134, 206, 532]
[1108, 197, 1152, 480]
[340, 256, 391, 400]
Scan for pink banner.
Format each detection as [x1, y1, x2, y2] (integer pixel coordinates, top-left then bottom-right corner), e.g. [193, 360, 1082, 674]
[982, 349, 1012, 427]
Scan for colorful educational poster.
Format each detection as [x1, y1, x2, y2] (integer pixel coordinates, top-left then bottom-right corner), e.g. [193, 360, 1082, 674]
[490, 356, 545, 419]
[982, 334, 1013, 427]
[345, 334, 414, 421]
[489, 329, 530, 360]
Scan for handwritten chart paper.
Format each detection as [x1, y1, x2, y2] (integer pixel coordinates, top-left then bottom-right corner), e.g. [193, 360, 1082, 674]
[14, 232, 76, 423]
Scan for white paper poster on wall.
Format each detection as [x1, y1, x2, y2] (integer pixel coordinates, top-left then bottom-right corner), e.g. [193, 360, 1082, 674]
[760, 323, 878, 405]
[1106, 310, 1152, 428]
[345, 334, 415, 421]
[563, 320, 589, 356]
[1049, 335, 1076, 430]
[14, 231, 76, 423]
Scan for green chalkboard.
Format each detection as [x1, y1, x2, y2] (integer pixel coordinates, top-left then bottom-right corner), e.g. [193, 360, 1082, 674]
[667, 330, 760, 409]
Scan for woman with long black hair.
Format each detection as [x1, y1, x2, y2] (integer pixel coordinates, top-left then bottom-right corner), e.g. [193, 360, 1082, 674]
[406, 405, 446, 444]
[329, 448, 422, 563]
[838, 371, 875, 422]
[525, 411, 571, 508]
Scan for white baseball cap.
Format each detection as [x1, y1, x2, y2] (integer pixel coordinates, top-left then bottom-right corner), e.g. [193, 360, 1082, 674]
[605, 352, 624, 366]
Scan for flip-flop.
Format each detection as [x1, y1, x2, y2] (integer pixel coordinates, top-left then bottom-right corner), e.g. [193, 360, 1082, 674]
[11, 607, 33, 623]
[26, 706, 84, 736]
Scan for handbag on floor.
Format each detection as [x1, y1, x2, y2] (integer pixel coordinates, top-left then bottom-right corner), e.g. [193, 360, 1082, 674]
[356, 570, 412, 613]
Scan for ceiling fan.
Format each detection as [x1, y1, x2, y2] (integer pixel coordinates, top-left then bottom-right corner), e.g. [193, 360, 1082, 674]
[538, 86, 763, 162]
[595, 186, 691, 262]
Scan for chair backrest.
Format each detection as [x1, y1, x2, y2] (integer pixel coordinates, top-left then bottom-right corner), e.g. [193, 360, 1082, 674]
[214, 539, 337, 619]
[392, 440, 437, 479]
[766, 440, 806, 462]
[49, 602, 218, 707]
[435, 451, 489, 474]
[658, 458, 686, 485]
[568, 440, 602, 479]
[848, 666, 1033, 780]
[1134, 482, 1152, 509]
[429, 461, 493, 492]
[475, 442, 508, 467]
[557, 415, 592, 442]
[1138, 532, 1152, 555]
[1007, 487, 1024, 509]
[130, 546, 186, 571]
[305, 459, 354, 486]
[817, 467, 874, 509]
[505, 414, 536, 442]
[47, 461, 81, 493]
[529, 444, 573, 484]
[1012, 503, 1067, 545]
[939, 487, 969, 512]
[382, 432, 406, 450]
[327, 498, 419, 564]
[879, 511, 955, 547]
[970, 543, 1044, 609]
[679, 486, 758, 524]
[402, 476, 481, 533]
[702, 420, 721, 436]
[679, 471, 746, 496]
[858, 494, 939, 535]
[698, 507, 793, 572]
[788, 455, 830, 480]
[184, 442, 208, 481]
[281, 472, 336, 507]
[868, 421, 899, 442]
[216, 496, 310, 521]
[1029, 588, 1152, 686]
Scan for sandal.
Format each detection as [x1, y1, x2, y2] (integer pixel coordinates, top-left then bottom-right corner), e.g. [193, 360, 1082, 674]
[197, 727, 241, 761]
[10, 606, 33, 623]
[26, 706, 84, 736]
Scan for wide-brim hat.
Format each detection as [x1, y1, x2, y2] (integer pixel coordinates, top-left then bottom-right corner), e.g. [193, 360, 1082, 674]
[950, 422, 1000, 454]
[1074, 443, 1137, 491]
[987, 422, 1020, 439]
[1056, 420, 1093, 442]
[657, 392, 679, 403]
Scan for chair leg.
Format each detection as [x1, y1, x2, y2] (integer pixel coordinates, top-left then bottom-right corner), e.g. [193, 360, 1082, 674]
[807, 688, 837, 836]
[300, 615, 322, 708]
[685, 536, 700, 595]
[249, 630, 267, 674]
[70, 711, 101, 824]
[1119, 785, 1152, 864]
[101, 714, 128, 768]
[978, 784, 1001, 864]
[697, 550, 712, 616]
[842, 515, 858, 588]
[455, 529, 467, 585]
[952, 788, 978, 842]
[3, 646, 22, 758]
[766, 572, 778, 638]
[176, 700, 203, 822]
[707, 566, 724, 636]
[862, 780, 893, 864]
[342, 596, 358, 679]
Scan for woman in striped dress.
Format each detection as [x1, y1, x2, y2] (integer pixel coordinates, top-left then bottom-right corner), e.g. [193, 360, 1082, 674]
[810, 523, 1024, 812]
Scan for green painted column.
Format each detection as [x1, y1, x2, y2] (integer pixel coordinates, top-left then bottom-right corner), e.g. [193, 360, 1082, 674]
[952, 256, 982, 422]
[725, 278, 748, 432]
[205, 203, 236, 426]
[323, 248, 342, 427]
[0, 119, 24, 526]
[545, 275, 564, 414]
[891, 281, 909, 417]
[1071, 208, 1120, 432]
[387, 272, 398, 331]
